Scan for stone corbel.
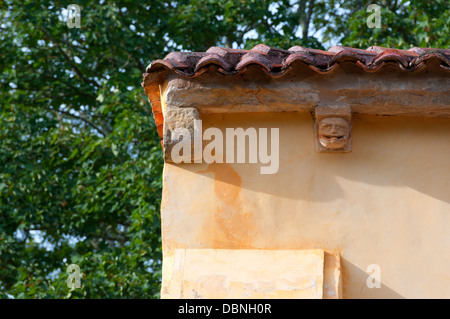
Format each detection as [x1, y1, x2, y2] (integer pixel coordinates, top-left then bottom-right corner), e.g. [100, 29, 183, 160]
[163, 106, 202, 163]
[314, 105, 352, 153]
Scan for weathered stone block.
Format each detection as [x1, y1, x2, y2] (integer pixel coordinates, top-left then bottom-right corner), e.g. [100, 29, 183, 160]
[163, 107, 201, 163]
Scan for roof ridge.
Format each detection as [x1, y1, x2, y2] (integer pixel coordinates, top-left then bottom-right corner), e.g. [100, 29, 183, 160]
[145, 44, 450, 76]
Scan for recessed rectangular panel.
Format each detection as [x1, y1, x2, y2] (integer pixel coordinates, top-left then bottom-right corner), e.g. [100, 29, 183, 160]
[163, 249, 329, 299]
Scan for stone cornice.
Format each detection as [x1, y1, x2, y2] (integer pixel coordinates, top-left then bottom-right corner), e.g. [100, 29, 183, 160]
[143, 63, 449, 157]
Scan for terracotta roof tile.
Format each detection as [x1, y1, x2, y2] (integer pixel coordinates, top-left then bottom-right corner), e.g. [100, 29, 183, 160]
[145, 45, 450, 77]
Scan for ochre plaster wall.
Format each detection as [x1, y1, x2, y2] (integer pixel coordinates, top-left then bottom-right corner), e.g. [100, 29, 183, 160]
[161, 112, 450, 299]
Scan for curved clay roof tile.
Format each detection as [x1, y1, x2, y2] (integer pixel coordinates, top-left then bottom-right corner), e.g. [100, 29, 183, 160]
[145, 44, 450, 78]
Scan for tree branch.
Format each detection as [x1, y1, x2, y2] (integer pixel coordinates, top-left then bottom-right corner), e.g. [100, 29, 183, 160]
[40, 75, 97, 100]
[38, 27, 102, 89]
[44, 107, 107, 137]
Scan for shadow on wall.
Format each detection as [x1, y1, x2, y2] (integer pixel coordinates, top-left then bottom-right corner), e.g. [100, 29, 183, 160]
[165, 112, 449, 298]
[342, 258, 405, 299]
[180, 112, 450, 204]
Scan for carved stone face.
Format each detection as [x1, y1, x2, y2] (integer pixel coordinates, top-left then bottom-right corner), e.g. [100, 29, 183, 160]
[318, 117, 350, 149]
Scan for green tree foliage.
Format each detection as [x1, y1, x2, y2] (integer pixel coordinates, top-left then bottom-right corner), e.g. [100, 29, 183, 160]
[334, 0, 450, 49]
[0, 0, 448, 298]
[0, 1, 168, 298]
